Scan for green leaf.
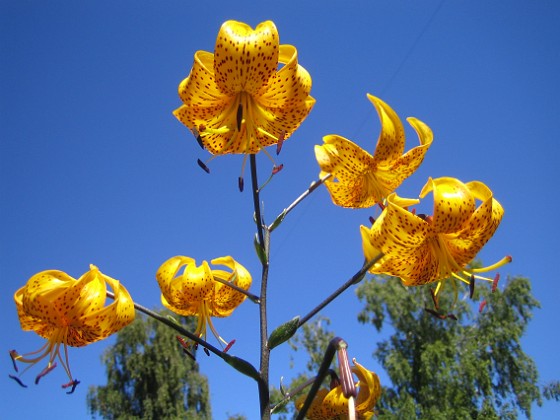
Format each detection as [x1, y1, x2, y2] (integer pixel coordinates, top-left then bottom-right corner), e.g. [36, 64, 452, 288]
[269, 209, 287, 232]
[268, 316, 300, 350]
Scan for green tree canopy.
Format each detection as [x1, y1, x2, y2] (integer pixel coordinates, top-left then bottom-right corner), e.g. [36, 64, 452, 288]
[356, 275, 542, 419]
[87, 310, 211, 420]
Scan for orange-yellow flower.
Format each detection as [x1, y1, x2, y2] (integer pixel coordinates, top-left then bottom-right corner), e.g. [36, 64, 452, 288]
[361, 177, 510, 294]
[173, 20, 315, 156]
[296, 359, 381, 419]
[10, 265, 134, 391]
[315, 94, 433, 208]
[156, 256, 252, 347]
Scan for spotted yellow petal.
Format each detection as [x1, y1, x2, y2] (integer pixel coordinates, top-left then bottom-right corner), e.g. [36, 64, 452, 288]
[15, 266, 135, 348]
[362, 193, 439, 285]
[316, 135, 384, 208]
[368, 94, 405, 166]
[295, 389, 331, 420]
[421, 177, 476, 234]
[352, 359, 381, 414]
[156, 256, 213, 315]
[156, 256, 196, 298]
[209, 256, 252, 317]
[444, 181, 504, 266]
[257, 44, 314, 107]
[214, 20, 279, 96]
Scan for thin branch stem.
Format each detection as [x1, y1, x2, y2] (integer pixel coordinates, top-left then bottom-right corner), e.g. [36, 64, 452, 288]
[270, 371, 336, 414]
[295, 337, 346, 420]
[298, 253, 384, 329]
[106, 291, 224, 359]
[212, 275, 261, 304]
[251, 154, 271, 420]
[268, 173, 332, 232]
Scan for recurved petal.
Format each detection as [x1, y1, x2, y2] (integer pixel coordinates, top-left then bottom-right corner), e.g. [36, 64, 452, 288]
[19, 270, 76, 328]
[363, 194, 440, 285]
[368, 94, 405, 166]
[257, 44, 313, 107]
[444, 181, 504, 266]
[214, 20, 279, 95]
[177, 51, 227, 106]
[156, 256, 196, 297]
[209, 256, 252, 317]
[65, 268, 135, 347]
[352, 359, 381, 414]
[375, 117, 433, 191]
[421, 177, 476, 234]
[316, 135, 382, 208]
[14, 284, 56, 337]
[174, 261, 214, 307]
[173, 50, 238, 142]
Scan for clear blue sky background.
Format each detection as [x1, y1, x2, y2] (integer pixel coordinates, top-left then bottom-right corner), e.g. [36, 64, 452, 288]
[2, 1, 559, 418]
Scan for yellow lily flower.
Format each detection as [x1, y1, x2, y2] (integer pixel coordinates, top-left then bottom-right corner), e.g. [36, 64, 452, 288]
[315, 94, 433, 208]
[156, 255, 252, 347]
[296, 359, 381, 420]
[361, 177, 511, 294]
[173, 20, 315, 156]
[11, 265, 135, 391]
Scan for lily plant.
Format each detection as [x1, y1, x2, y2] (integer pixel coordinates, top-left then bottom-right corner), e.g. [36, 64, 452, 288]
[9, 19, 510, 420]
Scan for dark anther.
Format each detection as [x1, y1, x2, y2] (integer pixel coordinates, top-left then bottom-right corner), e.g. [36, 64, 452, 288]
[369, 216, 375, 225]
[479, 300, 487, 313]
[9, 350, 19, 372]
[236, 104, 243, 131]
[203, 347, 210, 357]
[238, 177, 244, 192]
[272, 164, 284, 175]
[62, 379, 80, 394]
[469, 275, 475, 299]
[447, 313, 458, 321]
[197, 159, 210, 174]
[276, 131, 286, 155]
[9, 375, 27, 388]
[224, 339, 236, 353]
[35, 363, 57, 384]
[492, 274, 500, 293]
[192, 128, 204, 150]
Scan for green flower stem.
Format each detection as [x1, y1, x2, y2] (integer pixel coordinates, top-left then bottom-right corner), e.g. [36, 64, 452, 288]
[268, 173, 332, 232]
[250, 154, 272, 420]
[295, 337, 347, 420]
[297, 253, 384, 329]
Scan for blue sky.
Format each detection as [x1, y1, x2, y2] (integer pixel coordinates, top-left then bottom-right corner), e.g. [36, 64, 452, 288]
[1, 1, 559, 418]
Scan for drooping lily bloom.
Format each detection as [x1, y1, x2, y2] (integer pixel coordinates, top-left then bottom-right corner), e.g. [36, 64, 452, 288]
[11, 265, 135, 391]
[315, 94, 433, 208]
[156, 256, 252, 347]
[361, 177, 511, 294]
[296, 359, 381, 419]
[173, 20, 315, 156]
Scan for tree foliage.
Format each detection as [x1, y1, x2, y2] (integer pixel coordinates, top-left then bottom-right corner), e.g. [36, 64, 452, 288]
[356, 275, 542, 419]
[87, 310, 211, 420]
